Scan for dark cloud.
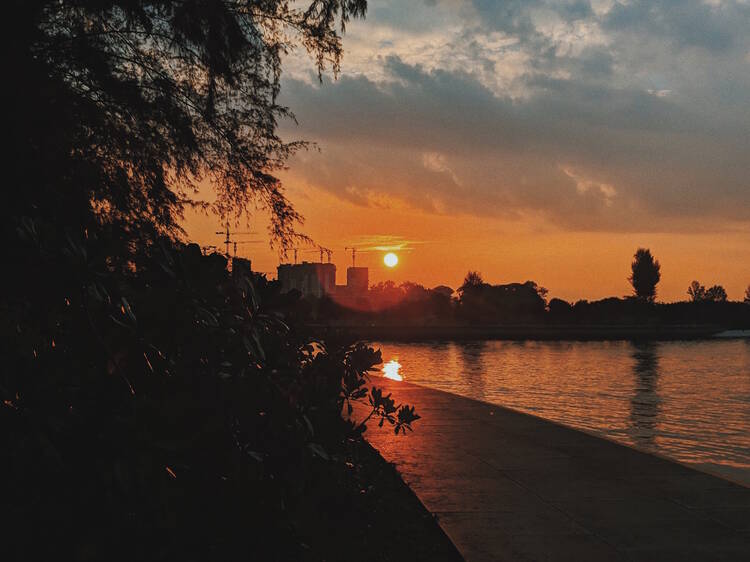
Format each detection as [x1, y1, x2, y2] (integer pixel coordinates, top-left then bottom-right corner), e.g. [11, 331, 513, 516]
[278, 0, 750, 232]
[603, 1, 746, 53]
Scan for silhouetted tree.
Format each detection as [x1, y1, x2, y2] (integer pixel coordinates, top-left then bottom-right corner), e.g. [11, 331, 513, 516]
[745, 285, 750, 304]
[459, 271, 485, 294]
[527, 281, 548, 304]
[9, 0, 367, 255]
[705, 285, 728, 303]
[431, 285, 455, 298]
[400, 281, 430, 301]
[628, 248, 661, 302]
[2, 3, 434, 559]
[687, 280, 706, 302]
[456, 271, 487, 321]
[548, 297, 573, 317]
[688, 281, 727, 303]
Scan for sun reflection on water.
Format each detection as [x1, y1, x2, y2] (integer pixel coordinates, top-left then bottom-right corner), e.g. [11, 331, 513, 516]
[382, 359, 403, 381]
[369, 339, 750, 485]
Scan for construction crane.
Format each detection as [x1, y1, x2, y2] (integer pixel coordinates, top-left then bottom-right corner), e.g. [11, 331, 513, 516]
[344, 247, 357, 267]
[215, 224, 256, 256]
[232, 239, 263, 258]
[282, 245, 331, 265]
[281, 247, 301, 264]
[318, 246, 333, 263]
[299, 246, 332, 263]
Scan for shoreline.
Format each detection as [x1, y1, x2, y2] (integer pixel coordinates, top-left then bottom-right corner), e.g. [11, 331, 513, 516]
[308, 323, 732, 342]
[357, 378, 750, 560]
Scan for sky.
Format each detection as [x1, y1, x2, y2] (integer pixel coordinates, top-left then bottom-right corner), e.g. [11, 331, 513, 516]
[184, 0, 750, 302]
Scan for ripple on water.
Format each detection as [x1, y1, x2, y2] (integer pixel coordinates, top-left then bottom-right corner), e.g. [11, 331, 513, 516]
[372, 339, 750, 486]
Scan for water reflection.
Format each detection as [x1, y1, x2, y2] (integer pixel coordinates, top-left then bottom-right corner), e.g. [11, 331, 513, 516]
[370, 339, 750, 485]
[458, 341, 488, 400]
[628, 342, 662, 449]
[382, 359, 403, 381]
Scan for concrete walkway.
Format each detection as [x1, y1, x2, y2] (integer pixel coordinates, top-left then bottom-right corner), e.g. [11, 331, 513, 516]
[359, 378, 750, 561]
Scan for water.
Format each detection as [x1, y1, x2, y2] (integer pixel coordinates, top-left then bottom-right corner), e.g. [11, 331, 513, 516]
[371, 339, 750, 486]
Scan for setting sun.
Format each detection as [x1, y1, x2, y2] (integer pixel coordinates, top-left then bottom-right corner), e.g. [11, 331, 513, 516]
[383, 252, 398, 268]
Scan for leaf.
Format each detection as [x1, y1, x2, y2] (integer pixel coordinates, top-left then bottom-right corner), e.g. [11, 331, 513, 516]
[302, 415, 314, 436]
[195, 306, 219, 328]
[307, 443, 329, 460]
[251, 329, 265, 361]
[121, 297, 137, 325]
[109, 314, 131, 329]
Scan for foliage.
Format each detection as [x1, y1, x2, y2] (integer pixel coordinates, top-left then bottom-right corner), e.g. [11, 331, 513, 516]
[457, 276, 547, 323]
[688, 281, 727, 303]
[548, 297, 573, 317]
[364, 281, 450, 315]
[2, 2, 431, 559]
[705, 285, 728, 302]
[8, 0, 367, 256]
[458, 270, 485, 295]
[687, 280, 706, 302]
[305, 280, 750, 329]
[629, 248, 661, 302]
[746, 285, 750, 304]
[1, 224, 418, 559]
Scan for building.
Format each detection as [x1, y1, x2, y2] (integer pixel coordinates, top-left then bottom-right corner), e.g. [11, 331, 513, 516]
[231, 257, 252, 278]
[346, 267, 369, 294]
[277, 262, 336, 298]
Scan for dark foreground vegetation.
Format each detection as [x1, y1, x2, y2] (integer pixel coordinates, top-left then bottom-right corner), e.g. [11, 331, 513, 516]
[3, 236, 432, 560]
[2, 2, 456, 561]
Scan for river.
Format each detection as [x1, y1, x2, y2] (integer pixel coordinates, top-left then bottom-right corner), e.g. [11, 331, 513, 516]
[370, 339, 750, 486]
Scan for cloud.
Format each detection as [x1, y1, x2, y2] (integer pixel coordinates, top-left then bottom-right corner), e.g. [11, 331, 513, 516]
[278, 0, 750, 232]
[344, 234, 427, 252]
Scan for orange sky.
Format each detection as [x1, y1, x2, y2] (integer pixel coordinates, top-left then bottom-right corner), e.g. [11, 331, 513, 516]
[182, 172, 750, 303]
[183, 1, 750, 303]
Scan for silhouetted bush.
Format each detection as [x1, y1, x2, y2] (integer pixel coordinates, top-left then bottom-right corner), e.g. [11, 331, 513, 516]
[457, 279, 547, 323]
[1, 223, 419, 560]
[2, 3, 434, 559]
[548, 298, 573, 321]
[687, 280, 728, 303]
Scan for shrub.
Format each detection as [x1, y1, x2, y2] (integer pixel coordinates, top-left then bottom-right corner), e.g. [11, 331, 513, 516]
[1, 219, 418, 560]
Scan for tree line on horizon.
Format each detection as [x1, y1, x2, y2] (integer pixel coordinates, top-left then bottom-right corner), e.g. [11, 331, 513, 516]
[624, 248, 746, 305]
[292, 248, 750, 327]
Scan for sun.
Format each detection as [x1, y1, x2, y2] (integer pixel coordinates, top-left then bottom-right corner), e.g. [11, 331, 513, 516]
[383, 252, 399, 268]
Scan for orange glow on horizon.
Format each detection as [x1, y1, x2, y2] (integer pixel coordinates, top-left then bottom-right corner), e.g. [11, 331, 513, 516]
[181, 176, 750, 303]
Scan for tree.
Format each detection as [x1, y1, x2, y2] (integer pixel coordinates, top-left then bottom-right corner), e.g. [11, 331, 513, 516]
[705, 285, 728, 303]
[526, 280, 549, 304]
[459, 271, 485, 295]
[1, 3, 430, 558]
[8, 0, 367, 255]
[548, 297, 573, 316]
[687, 280, 706, 302]
[745, 285, 750, 304]
[688, 281, 727, 303]
[431, 285, 455, 298]
[628, 248, 661, 302]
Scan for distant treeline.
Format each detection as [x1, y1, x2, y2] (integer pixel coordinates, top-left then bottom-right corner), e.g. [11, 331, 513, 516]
[279, 249, 750, 329]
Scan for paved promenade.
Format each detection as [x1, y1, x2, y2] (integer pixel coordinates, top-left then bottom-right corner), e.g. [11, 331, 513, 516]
[359, 378, 750, 561]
